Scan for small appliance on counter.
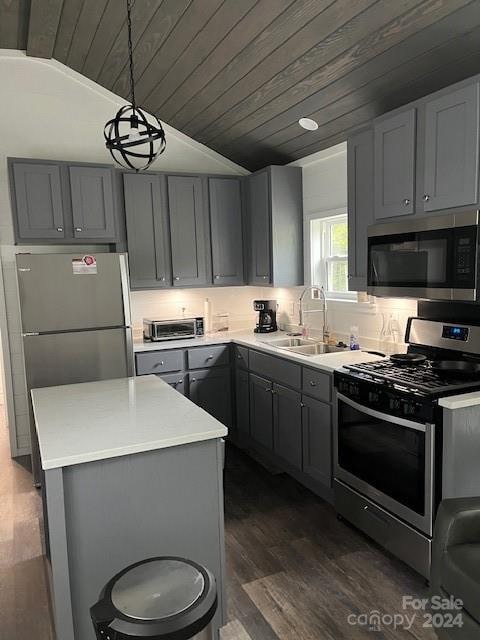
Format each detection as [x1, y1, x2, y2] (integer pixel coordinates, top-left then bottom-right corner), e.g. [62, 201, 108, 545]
[253, 300, 278, 333]
[143, 317, 204, 342]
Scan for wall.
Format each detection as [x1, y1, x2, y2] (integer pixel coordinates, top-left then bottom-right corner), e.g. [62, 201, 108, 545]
[0, 50, 247, 456]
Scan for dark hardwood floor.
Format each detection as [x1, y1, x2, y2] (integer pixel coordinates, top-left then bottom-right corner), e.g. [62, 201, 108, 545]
[0, 418, 435, 640]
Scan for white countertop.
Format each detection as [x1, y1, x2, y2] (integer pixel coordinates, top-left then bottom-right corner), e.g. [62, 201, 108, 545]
[134, 330, 385, 373]
[31, 376, 228, 470]
[439, 391, 480, 410]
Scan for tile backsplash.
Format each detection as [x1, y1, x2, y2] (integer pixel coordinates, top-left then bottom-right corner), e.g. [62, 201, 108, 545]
[131, 286, 417, 347]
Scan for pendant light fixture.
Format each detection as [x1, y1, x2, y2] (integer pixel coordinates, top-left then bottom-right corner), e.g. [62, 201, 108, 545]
[104, 0, 166, 171]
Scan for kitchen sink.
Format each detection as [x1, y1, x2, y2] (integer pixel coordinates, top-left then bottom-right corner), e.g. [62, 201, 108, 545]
[262, 337, 313, 348]
[287, 343, 347, 356]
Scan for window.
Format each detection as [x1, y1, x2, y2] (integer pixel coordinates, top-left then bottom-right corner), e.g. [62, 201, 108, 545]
[310, 213, 353, 298]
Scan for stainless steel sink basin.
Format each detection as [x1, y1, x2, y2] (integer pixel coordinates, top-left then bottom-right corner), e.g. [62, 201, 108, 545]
[262, 337, 313, 348]
[287, 343, 347, 356]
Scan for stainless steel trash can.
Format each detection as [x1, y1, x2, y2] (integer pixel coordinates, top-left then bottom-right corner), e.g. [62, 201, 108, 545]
[91, 557, 217, 640]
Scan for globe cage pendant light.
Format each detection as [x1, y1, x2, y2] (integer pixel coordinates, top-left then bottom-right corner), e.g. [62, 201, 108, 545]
[104, 0, 166, 171]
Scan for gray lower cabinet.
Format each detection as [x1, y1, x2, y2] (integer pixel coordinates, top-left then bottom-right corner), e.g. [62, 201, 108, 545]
[374, 108, 416, 219]
[272, 383, 302, 470]
[168, 175, 208, 287]
[347, 128, 374, 292]
[189, 367, 232, 427]
[156, 372, 186, 395]
[209, 177, 244, 285]
[301, 395, 331, 487]
[123, 173, 171, 288]
[235, 367, 250, 436]
[11, 161, 65, 240]
[245, 166, 303, 287]
[69, 166, 116, 239]
[423, 82, 479, 211]
[249, 373, 273, 450]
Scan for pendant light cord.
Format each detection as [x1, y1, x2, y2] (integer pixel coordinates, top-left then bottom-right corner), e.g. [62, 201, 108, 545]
[126, 0, 136, 110]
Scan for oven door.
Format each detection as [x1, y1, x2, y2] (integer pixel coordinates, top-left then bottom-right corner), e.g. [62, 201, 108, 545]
[334, 393, 434, 535]
[367, 214, 478, 301]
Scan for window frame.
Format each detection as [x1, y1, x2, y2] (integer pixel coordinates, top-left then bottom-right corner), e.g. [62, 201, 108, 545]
[306, 209, 355, 300]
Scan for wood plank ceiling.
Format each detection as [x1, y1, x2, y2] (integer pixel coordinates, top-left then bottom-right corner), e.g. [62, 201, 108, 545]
[2, 0, 480, 170]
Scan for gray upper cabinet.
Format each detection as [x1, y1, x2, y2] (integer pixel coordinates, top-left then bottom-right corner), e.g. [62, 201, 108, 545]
[374, 108, 416, 219]
[167, 176, 209, 287]
[123, 173, 171, 289]
[347, 129, 374, 292]
[11, 162, 65, 240]
[245, 166, 303, 287]
[69, 166, 116, 239]
[422, 82, 479, 211]
[208, 177, 244, 286]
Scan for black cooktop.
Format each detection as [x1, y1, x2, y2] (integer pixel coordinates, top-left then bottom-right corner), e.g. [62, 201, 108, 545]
[344, 359, 480, 395]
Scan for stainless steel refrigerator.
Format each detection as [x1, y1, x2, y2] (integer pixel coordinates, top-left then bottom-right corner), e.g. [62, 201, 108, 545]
[16, 252, 134, 484]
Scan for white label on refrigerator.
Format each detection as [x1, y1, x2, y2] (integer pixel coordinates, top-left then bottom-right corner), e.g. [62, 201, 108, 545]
[72, 255, 97, 275]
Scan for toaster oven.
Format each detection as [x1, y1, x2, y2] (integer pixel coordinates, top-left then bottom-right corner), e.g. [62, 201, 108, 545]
[143, 317, 204, 342]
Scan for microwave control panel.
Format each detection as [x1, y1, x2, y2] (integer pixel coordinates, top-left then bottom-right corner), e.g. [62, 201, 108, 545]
[454, 227, 477, 284]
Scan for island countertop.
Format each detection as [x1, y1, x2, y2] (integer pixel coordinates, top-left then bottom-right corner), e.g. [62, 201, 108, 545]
[31, 375, 228, 470]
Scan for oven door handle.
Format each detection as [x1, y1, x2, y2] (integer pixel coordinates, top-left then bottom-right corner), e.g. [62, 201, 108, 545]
[336, 392, 430, 432]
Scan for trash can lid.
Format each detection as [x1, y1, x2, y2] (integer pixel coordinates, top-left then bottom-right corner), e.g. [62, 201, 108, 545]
[111, 559, 205, 620]
[91, 557, 217, 640]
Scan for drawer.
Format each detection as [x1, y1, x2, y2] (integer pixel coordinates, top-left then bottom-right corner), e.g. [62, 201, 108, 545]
[135, 350, 184, 375]
[233, 344, 249, 369]
[334, 480, 430, 578]
[249, 350, 301, 389]
[302, 367, 331, 403]
[156, 373, 186, 395]
[187, 344, 230, 369]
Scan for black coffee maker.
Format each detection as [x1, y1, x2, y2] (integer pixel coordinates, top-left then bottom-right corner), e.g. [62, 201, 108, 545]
[253, 300, 278, 333]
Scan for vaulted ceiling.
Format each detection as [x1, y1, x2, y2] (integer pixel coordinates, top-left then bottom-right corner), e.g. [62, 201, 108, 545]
[2, 0, 480, 170]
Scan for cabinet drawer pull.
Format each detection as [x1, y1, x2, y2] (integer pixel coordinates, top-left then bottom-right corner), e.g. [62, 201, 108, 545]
[56, 227, 63, 232]
[300, 402, 305, 408]
[154, 361, 165, 367]
[206, 355, 214, 360]
[423, 194, 430, 202]
[174, 276, 180, 281]
[403, 198, 410, 206]
[191, 377, 196, 383]
[237, 354, 242, 359]
[215, 275, 220, 279]
[159, 277, 165, 281]
[309, 381, 317, 387]
[75, 227, 83, 232]
[264, 387, 270, 392]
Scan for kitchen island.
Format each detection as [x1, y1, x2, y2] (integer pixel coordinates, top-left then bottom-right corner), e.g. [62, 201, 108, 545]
[32, 375, 227, 640]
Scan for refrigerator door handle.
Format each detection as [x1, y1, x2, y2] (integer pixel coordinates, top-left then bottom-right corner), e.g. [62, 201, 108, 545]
[119, 253, 132, 328]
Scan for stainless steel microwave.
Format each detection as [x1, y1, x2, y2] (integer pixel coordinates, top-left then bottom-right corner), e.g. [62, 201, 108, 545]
[143, 317, 204, 341]
[367, 211, 479, 301]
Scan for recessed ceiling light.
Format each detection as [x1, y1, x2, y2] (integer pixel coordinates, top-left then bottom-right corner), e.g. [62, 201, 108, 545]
[298, 117, 318, 131]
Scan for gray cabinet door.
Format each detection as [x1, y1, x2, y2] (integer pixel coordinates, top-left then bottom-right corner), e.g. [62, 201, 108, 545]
[12, 162, 65, 239]
[209, 177, 244, 285]
[123, 173, 171, 289]
[246, 171, 271, 285]
[249, 373, 273, 450]
[235, 367, 249, 436]
[273, 383, 302, 470]
[347, 129, 374, 292]
[189, 367, 232, 427]
[156, 373, 186, 395]
[69, 166, 116, 239]
[168, 176, 208, 287]
[423, 83, 479, 211]
[374, 108, 416, 219]
[302, 395, 331, 488]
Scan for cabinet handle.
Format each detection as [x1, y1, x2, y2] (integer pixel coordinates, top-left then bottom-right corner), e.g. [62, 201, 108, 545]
[174, 276, 180, 281]
[237, 354, 242, 359]
[403, 198, 410, 206]
[206, 355, 214, 360]
[264, 387, 270, 392]
[300, 402, 305, 408]
[56, 227, 63, 232]
[160, 277, 165, 282]
[191, 378, 196, 383]
[177, 379, 183, 384]
[214, 275, 220, 279]
[310, 381, 317, 387]
[263, 276, 268, 280]
[271, 389, 276, 395]
[75, 227, 83, 232]
[154, 361, 165, 367]
[423, 194, 430, 202]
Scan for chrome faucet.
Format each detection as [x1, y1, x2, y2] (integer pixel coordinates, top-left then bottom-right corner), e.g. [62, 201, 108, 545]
[299, 286, 328, 340]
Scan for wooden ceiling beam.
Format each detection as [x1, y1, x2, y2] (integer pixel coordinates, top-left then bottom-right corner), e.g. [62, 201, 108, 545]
[27, 0, 64, 58]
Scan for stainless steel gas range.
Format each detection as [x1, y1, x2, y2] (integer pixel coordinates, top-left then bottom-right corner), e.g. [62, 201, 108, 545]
[333, 317, 480, 578]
